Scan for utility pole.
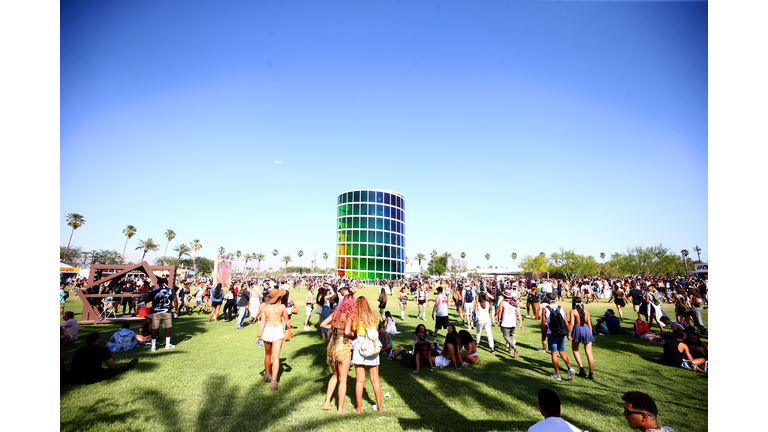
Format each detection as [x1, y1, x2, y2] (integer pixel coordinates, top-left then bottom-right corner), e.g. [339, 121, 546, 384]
[694, 245, 702, 262]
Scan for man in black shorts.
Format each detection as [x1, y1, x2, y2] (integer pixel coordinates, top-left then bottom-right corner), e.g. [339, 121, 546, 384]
[431, 286, 450, 338]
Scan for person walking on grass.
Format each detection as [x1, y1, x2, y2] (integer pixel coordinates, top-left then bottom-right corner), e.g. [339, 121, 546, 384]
[496, 289, 523, 357]
[352, 297, 384, 414]
[256, 289, 291, 391]
[567, 295, 595, 380]
[542, 293, 575, 381]
[321, 294, 356, 414]
[474, 292, 495, 353]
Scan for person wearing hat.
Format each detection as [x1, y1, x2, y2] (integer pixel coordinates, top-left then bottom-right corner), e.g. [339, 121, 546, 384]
[256, 288, 291, 391]
[496, 289, 523, 357]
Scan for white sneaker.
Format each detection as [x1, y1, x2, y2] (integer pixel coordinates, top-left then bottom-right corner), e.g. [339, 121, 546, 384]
[550, 374, 562, 381]
[149, 346, 156, 352]
[165, 344, 176, 349]
[567, 368, 575, 380]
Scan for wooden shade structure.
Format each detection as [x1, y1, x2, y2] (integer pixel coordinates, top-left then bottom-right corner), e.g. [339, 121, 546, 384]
[75, 262, 176, 325]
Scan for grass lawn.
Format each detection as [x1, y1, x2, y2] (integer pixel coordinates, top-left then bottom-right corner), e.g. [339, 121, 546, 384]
[60, 286, 707, 432]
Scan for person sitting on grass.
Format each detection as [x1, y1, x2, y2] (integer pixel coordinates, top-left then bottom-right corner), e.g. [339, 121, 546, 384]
[412, 333, 433, 373]
[60, 311, 79, 347]
[528, 387, 581, 432]
[662, 328, 707, 374]
[682, 330, 708, 360]
[603, 309, 625, 335]
[458, 329, 479, 366]
[378, 324, 393, 358]
[106, 322, 148, 352]
[433, 332, 462, 370]
[68, 332, 139, 385]
[621, 391, 677, 432]
[633, 317, 664, 343]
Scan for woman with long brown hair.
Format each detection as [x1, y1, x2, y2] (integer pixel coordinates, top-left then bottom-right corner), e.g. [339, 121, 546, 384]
[378, 288, 387, 322]
[320, 293, 356, 414]
[351, 297, 383, 414]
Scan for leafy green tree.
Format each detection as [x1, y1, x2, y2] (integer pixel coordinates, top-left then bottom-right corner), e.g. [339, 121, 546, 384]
[60, 246, 83, 265]
[427, 256, 447, 276]
[174, 243, 191, 261]
[135, 238, 160, 263]
[63, 213, 85, 261]
[550, 248, 595, 280]
[519, 254, 549, 273]
[93, 249, 125, 265]
[122, 225, 137, 260]
[549, 251, 561, 266]
[163, 230, 176, 265]
[614, 244, 680, 277]
[192, 257, 214, 276]
[154, 256, 179, 267]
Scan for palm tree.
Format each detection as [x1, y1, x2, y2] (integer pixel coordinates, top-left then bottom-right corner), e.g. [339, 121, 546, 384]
[461, 252, 466, 259]
[235, 250, 242, 272]
[681, 249, 690, 274]
[272, 249, 278, 273]
[191, 239, 202, 269]
[282, 255, 292, 274]
[121, 225, 137, 260]
[255, 253, 266, 273]
[174, 243, 191, 261]
[600, 252, 606, 262]
[431, 249, 438, 260]
[135, 238, 160, 263]
[322, 252, 329, 274]
[511, 252, 518, 268]
[242, 253, 252, 275]
[163, 229, 176, 265]
[62, 213, 85, 261]
[485, 253, 491, 267]
[218, 246, 226, 256]
[405, 256, 409, 264]
[443, 251, 452, 275]
[297, 250, 304, 275]
[414, 253, 426, 270]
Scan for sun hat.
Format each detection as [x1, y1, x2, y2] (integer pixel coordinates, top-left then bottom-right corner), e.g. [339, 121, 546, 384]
[502, 289, 517, 299]
[268, 289, 287, 304]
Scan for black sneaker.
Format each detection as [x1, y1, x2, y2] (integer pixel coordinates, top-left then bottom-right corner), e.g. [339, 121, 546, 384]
[587, 373, 594, 380]
[577, 370, 587, 378]
[126, 358, 139, 370]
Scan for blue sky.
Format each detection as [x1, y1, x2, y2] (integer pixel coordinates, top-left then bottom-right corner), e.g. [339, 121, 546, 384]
[59, 0, 708, 268]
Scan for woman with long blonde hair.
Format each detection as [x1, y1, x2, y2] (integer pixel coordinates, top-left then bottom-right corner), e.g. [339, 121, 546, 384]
[352, 297, 384, 414]
[320, 294, 356, 414]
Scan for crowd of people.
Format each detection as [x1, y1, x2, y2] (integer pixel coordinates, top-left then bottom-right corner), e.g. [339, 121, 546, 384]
[60, 272, 707, 423]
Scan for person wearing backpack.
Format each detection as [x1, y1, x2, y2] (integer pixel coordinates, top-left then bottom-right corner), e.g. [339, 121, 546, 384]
[542, 293, 575, 381]
[463, 284, 476, 329]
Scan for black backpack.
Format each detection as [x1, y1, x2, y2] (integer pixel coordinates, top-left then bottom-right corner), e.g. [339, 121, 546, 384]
[464, 288, 474, 304]
[401, 351, 416, 368]
[546, 305, 569, 336]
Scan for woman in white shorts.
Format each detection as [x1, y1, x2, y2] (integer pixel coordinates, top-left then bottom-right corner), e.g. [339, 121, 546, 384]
[434, 332, 463, 370]
[256, 289, 291, 391]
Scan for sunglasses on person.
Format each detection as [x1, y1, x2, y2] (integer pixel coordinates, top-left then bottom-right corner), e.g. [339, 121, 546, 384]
[623, 407, 649, 417]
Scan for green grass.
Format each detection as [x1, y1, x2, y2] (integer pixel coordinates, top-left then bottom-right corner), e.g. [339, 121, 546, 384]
[60, 287, 707, 432]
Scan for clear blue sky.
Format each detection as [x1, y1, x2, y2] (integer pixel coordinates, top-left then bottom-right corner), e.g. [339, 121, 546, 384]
[60, 0, 708, 268]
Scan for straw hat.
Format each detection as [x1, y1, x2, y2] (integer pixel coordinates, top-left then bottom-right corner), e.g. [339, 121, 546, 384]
[268, 289, 287, 304]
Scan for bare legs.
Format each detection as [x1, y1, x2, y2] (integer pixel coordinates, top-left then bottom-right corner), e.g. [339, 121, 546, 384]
[354, 365, 383, 414]
[263, 338, 283, 390]
[571, 341, 594, 375]
[323, 360, 351, 414]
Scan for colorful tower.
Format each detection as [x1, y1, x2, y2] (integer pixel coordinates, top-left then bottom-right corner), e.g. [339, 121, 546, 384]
[335, 189, 405, 280]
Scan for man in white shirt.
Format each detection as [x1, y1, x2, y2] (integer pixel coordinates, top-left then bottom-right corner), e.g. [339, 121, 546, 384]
[528, 388, 581, 432]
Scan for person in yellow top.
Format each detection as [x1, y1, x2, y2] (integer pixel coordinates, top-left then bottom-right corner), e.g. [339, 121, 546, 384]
[351, 297, 383, 414]
[256, 289, 291, 391]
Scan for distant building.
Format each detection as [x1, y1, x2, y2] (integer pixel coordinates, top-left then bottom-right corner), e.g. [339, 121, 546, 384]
[335, 189, 406, 280]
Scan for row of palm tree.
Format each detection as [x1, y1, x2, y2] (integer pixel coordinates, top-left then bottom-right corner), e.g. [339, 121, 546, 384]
[409, 250, 526, 272]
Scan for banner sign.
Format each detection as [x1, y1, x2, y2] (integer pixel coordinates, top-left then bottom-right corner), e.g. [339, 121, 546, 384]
[694, 263, 708, 272]
[213, 254, 233, 288]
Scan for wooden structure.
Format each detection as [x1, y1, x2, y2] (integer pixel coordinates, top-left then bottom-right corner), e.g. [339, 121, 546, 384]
[75, 262, 176, 325]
